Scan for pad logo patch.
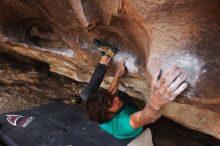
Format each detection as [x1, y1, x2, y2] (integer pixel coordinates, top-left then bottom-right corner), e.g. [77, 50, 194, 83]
[6, 115, 34, 127]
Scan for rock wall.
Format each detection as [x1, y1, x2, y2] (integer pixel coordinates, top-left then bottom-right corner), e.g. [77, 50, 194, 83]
[0, 52, 75, 113]
[0, 0, 219, 139]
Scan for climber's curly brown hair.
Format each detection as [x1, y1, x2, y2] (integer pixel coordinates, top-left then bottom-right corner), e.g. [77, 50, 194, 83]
[85, 88, 115, 124]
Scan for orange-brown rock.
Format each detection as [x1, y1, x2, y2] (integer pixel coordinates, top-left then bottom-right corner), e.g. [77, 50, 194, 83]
[0, 52, 83, 113]
[0, 0, 219, 139]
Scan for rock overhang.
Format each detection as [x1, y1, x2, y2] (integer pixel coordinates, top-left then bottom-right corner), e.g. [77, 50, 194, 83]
[0, 0, 219, 139]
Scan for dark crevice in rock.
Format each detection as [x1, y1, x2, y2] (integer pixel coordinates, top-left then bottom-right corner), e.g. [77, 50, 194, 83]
[0, 52, 83, 113]
[151, 117, 220, 146]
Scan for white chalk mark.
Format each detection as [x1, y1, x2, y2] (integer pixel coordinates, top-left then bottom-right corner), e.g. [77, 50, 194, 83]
[28, 45, 75, 58]
[161, 50, 204, 88]
[46, 48, 75, 58]
[1, 35, 75, 58]
[113, 52, 139, 74]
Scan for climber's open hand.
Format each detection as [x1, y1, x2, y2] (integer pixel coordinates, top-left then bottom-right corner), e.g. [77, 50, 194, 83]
[148, 65, 188, 110]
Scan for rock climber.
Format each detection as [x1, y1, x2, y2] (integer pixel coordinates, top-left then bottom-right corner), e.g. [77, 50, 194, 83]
[80, 39, 188, 145]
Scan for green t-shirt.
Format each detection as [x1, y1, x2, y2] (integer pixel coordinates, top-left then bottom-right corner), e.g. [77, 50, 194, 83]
[99, 105, 143, 139]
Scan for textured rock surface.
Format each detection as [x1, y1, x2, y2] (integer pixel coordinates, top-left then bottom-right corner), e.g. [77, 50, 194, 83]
[0, 0, 219, 139]
[1, 53, 220, 146]
[0, 52, 83, 113]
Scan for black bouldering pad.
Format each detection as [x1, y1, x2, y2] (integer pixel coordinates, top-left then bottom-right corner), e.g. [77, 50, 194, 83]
[0, 102, 132, 146]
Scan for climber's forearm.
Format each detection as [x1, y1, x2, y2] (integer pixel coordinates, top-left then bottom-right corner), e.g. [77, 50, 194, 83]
[108, 75, 121, 95]
[130, 101, 162, 129]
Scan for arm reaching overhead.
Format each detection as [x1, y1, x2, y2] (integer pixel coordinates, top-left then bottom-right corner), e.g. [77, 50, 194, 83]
[130, 65, 188, 128]
[108, 57, 127, 95]
[80, 56, 111, 101]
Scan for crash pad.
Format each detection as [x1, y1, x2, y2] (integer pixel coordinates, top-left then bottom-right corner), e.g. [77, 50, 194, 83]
[0, 102, 132, 146]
